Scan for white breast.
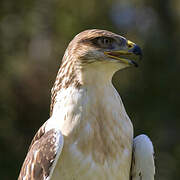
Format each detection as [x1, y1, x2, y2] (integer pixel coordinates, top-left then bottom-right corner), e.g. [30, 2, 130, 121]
[50, 83, 133, 180]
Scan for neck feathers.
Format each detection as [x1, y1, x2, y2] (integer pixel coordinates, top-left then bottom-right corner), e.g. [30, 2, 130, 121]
[50, 55, 81, 116]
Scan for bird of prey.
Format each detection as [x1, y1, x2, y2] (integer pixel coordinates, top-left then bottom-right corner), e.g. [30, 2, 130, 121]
[18, 29, 155, 180]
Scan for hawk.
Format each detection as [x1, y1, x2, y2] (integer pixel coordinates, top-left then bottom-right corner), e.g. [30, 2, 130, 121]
[18, 29, 155, 180]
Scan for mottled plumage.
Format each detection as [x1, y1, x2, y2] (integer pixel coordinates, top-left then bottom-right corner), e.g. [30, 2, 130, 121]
[18, 29, 155, 180]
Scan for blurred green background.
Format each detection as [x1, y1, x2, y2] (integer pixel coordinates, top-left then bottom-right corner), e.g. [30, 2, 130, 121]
[0, 0, 180, 179]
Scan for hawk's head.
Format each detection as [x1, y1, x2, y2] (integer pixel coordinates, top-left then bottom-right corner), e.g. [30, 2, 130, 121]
[50, 29, 142, 115]
[64, 29, 142, 69]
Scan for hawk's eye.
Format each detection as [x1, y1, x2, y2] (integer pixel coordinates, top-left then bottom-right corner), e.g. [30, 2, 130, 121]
[90, 36, 114, 49]
[97, 37, 112, 48]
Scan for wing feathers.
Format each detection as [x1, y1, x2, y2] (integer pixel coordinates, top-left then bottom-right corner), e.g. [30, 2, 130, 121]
[131, 134, 155, 180]
[18, 123, 63, 180]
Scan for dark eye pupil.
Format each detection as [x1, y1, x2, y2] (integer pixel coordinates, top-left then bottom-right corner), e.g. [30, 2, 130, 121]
[103, 38, 110, 44]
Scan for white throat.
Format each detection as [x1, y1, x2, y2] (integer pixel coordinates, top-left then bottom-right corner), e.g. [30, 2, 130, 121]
[51, 74, 133, 139]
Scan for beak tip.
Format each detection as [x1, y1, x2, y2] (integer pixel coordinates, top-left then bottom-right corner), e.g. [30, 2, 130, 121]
[132, 44, 143, 57]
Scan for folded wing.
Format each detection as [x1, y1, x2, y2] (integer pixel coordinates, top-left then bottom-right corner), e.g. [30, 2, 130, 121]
[18, 121, 64, 180]
[131, 134, 155, 180]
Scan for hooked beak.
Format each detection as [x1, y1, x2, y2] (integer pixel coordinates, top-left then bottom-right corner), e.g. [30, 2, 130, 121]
[104, 40, 142, 67]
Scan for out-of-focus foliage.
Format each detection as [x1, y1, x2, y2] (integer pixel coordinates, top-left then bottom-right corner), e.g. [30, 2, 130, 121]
[0, 0, 180, 179]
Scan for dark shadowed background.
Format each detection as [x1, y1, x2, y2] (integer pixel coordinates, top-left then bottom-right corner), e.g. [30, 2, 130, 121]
[0, 0, 180, 179]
